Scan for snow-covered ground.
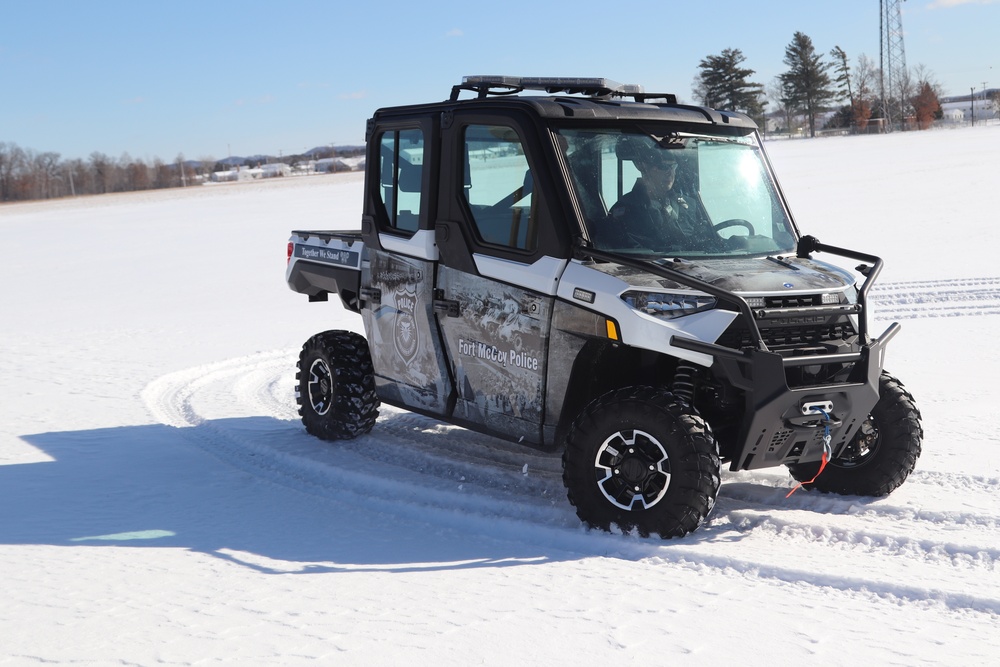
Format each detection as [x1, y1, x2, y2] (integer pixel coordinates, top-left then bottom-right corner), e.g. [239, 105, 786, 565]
[2, 127, 1000, 665]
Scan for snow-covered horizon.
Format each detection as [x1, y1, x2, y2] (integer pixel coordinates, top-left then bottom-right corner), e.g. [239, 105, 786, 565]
[2, 127, 1000, 665]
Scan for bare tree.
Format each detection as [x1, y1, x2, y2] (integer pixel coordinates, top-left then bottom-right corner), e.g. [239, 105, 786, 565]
[0, 142, 26, 201]
[852, 54, 879, 131]
[30, 151, 62, 200]
[152, 158, 173, 189]
[911, 64, 942, 98]
[196, 156, 217, 180]
[765, 77, 797, 135]
[89, 152, 112, 194]
[121, 153, 151, 192]
[894, 66, 917, 129]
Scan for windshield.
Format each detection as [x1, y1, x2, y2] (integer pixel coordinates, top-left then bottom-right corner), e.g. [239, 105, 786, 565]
[557, 128, 797, 258]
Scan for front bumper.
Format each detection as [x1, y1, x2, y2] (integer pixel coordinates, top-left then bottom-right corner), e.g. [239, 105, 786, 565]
[671, 323, 897, 470]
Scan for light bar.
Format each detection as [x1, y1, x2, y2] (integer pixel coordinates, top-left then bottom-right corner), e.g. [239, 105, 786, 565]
[461, 75, 644, 95]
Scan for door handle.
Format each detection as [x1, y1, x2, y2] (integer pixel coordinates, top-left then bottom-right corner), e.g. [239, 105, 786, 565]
[433, 298, 460, 317]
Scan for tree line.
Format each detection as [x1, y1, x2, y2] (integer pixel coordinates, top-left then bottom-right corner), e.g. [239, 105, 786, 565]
[0, 144, 226, 203]
[0, 145, 361, 204]
[693, 31, 947, 138]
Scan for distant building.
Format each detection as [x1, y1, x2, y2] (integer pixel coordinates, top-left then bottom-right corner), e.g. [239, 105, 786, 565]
[942, 107, 965, 123]
[210, 166, 252, 183]
[314, 157, 366, 173]
[260, 163, 291, 178]
[211, 163, 291, 182]
[940, 89, 999, 124]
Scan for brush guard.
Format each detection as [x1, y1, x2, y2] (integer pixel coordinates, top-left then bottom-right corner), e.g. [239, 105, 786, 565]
[579, 235, 900, 472]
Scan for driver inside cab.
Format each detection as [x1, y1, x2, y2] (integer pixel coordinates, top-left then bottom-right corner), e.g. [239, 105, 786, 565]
[610, 143, 692, 246]
[606, 137, 743, 253]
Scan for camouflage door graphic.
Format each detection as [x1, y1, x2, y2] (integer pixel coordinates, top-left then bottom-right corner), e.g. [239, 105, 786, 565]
[361, 249, 452, 414]
[435, 265, 553, 445]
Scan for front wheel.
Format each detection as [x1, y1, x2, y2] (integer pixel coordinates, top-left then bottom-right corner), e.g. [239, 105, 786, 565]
[562, 387, 721, 539]
[787, 372, 922, 496]
[296, 330, 379, 441]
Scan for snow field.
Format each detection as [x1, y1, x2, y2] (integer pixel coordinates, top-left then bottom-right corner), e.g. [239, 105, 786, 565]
[2, 128, 1000, 665]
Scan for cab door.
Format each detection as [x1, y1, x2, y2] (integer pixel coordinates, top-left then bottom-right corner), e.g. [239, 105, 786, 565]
[360, 120, 453, 415]
[433, 116, 568, 445]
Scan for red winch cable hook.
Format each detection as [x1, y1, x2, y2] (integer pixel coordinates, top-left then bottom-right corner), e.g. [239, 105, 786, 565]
[786, 409, 833, 498]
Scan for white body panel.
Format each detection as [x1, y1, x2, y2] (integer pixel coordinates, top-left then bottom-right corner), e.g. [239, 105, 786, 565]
[379, 229, 438, 261]
[557, 260, 738, 367]
[473, 254, 568, 296]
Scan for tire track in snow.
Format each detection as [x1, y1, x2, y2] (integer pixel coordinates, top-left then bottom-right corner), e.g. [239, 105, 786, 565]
[723, 510, 1000, 569]
[141, 350, 576, 531]
[870, 277, 1000, 319]
[142, 349, 1000, 617]
[721, 477, 1000, 532]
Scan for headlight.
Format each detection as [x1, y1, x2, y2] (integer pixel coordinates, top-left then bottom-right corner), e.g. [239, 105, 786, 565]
[621, 290, 717, 319]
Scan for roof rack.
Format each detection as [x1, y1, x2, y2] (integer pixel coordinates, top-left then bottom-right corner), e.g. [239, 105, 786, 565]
[451, 75, 677, 104]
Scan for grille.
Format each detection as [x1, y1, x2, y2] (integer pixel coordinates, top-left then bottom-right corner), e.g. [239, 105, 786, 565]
[719, 293, 856, 351]
[764, 322, 855, 347]
[765, 294, 823, 308]
[721, 321, 855, 350]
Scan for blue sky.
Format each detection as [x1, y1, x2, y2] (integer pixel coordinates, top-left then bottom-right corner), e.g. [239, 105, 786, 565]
[2, 0, 997, 162]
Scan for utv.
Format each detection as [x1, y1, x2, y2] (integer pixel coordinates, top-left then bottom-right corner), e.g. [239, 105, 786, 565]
[285, 76, 922, 538]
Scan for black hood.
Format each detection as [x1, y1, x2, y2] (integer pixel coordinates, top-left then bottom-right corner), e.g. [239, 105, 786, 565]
[592, 255, 856, 294]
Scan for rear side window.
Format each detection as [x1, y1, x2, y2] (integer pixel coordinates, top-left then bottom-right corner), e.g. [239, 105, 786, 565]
[462, 124, 535, 251]
[377, 128, 424, 233]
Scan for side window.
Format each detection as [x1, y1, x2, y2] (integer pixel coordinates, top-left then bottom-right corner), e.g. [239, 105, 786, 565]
[378, 128, 424, 233]
[462, 124, 535, 251]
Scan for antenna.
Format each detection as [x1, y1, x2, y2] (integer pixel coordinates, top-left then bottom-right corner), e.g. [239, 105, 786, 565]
[879, 0, 908, 130]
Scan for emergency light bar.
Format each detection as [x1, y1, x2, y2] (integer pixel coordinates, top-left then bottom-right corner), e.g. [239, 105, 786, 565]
[452, 75, 677, 104]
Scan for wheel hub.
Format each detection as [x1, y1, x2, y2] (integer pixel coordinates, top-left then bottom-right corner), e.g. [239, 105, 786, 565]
[308, 358, 334, 416]
[833, 415, 880, 468]
[595, 429, 671, 510]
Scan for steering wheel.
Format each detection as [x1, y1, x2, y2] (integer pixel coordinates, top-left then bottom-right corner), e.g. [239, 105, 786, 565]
[712, 219, 754, 235]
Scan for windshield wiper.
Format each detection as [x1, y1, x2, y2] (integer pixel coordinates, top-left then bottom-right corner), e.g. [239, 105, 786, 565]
[766, 255, 800, 271]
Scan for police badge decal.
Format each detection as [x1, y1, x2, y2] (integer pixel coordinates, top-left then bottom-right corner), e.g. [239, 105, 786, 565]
[393, 283, 419, 366]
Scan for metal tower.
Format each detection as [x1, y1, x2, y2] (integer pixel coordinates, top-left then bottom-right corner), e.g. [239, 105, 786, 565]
[880, 0, 908, 129]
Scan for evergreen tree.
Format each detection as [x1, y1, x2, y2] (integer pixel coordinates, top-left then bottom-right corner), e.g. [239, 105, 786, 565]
[779, 32, 835, 137]
[830, 46, 854, 106]
[693, 48, 765, 123]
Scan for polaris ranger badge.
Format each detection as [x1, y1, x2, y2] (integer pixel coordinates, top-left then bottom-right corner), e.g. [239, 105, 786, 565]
[286, 76, 922, 538]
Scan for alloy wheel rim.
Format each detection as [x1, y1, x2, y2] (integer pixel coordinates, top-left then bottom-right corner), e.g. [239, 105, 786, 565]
[594, 429, 671, 510]
[308, 358, 334, 416]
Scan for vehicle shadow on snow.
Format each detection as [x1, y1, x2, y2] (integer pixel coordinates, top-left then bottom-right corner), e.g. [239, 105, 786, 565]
[1, 419, 803, 572]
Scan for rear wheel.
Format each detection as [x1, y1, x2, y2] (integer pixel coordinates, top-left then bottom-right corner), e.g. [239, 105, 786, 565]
[787, 372, 922, 496]
[562, 387, 721, 538]
[296, 330, 379, 440]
